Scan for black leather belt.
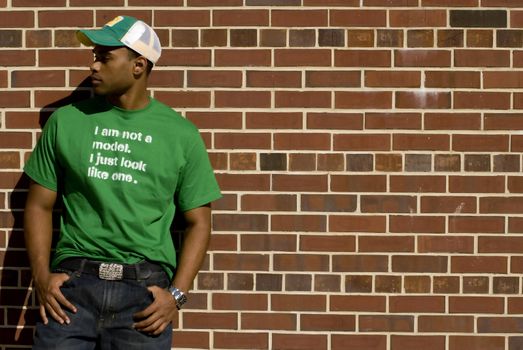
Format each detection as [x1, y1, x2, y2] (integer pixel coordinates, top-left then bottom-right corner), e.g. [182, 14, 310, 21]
[58, 258, 165, 281]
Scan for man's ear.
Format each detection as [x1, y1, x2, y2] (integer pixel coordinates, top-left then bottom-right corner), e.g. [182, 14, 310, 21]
[133, 56, 148, 75]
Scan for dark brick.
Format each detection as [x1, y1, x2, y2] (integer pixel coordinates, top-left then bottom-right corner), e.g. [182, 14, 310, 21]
[467, 29, 493, 47]
[346, 275, 372, 293]
[494, 154, 520, 172]
[435, 154, 461, 172]
[319, 29, 345, 47]
[0, 30, 22, 47]
[347, 154, 373, 172]
[438, 29, 464, 47]
[228, 273, 254, 290]
[348, 29, 374, 47]
[201, 29, 227, 47]
[286, 274, 312, 291]
[256, 274, 282, 291]
[172, 29, 199, 47]
[289, 29, 315, 47]
[463, 276, 489, 294]
[246, 0, 300, 5]
[375, 275, 401, 293]
[54, 30, 80, 47]
[465, 155, 491, 172]
[407, 29, 434, 48]
[405, 154, 432, 172]
[314, 274, 341, 292]
[260, 29, 286, 47]
[260, 153, 287, 171]
[497, 30, 523, 48]
[450, 10, 507, 28]
[231, 29, 257, 47]
[493, 277, 519, 294]
[377, 29, 403, 47]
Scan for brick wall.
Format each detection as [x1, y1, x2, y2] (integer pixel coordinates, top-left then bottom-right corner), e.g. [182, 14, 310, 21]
[2, 1, 523, 349]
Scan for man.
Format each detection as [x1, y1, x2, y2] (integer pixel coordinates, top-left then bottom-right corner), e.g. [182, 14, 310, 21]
[24, 16, 221, 349]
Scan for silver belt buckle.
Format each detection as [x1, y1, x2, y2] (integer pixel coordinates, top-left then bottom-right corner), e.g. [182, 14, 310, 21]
[99, 263, 124, 280]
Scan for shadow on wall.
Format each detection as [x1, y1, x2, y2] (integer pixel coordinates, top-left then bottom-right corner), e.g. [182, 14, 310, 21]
[0, 78, 92, 348]
[0, 78, 186, 347]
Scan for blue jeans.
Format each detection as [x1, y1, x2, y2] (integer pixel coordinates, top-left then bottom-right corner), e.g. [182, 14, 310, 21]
[33, 261, 173, 350]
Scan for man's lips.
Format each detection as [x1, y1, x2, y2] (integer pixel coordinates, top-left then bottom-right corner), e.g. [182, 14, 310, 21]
[90, 76, 102, 84]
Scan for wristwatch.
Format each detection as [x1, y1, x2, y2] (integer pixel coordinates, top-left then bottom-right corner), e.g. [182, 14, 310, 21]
[168, 286, 187, 310]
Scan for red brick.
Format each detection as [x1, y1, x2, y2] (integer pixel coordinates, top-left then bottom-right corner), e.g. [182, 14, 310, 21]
[129, 0, 182, 4]
[301, 314, 355, 332]
[212, 293, 267, 311]
[214, 253, 269, 271]
[418, 316, 474, 333]
[276, 91, 331, 108]
[307, 113, 363, 130]
[187, 70, 242, 88]
[246, 112, 302, 129]
[359, 236, 414, 253]
[331, 10, 386, 27]
[390, 296, 446, 313]
[452, 256, 507, 274]
[361, 195, 417, 213]
[242, 194, 297, 212]
[215, 49, 271, 67]
[214, 332, 268, 350]
[390, 175, 446, 193]
[393, 256, 448, 273]
[215, 91, 270, 108]
[272, 294, 326, 311]
[275, 49, 331, 67]
[0, 152, 20, 169]
[307, 71, 361, 87]
[333, 255, 388, 272]
[332, 335, 386, 350]
[331, 175, 387, 193]
[215, 132, 270, 150]
[188, 0, 240, 5]
[479, 236, 523, 253]
[241, 313, 296, 331]
[360, 315, 414, 332]
[390, 215, 446, 233]
[478, 317, 523, 333]
[300, 235, 355, 253]
[449, 336, 504, 350]
[391, 336, 445, 350]
[213, 9, 268, 26]
[213, 214, 268, 232]
[393, 134, 450, 151]
[186, 112, 242, 130]
[456, 49, 510, 67]
[183, 312, 237, 330]
[305, 0, 359, 4]
[39, 10, 93, 27]
[334, 134, 391, 151]
[0, 50, 35, 67]
[390, 10, 447, 27]
[425, 112, 481, 130]
[215, 173, 270, 191]
[453, 134, 509, 152]
[423, 0, 478, 5]
[241, 234, 296, 252]
[450, 175, 505, 193]
[160, 49, 211, 67]
[396, 91, 451, 109]
[425, 70, 480, 88]
[450, 296, 504, 314]
[272, 174, 328, 192]
[418, 236, 474, 253]
[11, 70, 65, 88]
[247, 70, 301, 88]
[455, 91, 510, 110]
[154, 10, 211, 28]
[395, 49, 451, 67]
[365, 113, 421, 130]
[331, 295, 386, 312]
[271, 215, 326, 232]
[274, 133, 330, 150]
[421, 196, 477, 213]
[273, 334, 327, 350]
[449, 216, 505, 233]
[154, 91, 210, 108]
[0, 91, 30, 108]
[336, 50, 391, 67]
[272, 10, 327, 27]
[336, 91, 392, 109]
[0, 10, 34, 27]
[365, 71, 420, 88]
[39, 49, 91, 67]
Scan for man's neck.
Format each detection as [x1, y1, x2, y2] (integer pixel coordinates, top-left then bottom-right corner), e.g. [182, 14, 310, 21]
[107, 89, 150, 110]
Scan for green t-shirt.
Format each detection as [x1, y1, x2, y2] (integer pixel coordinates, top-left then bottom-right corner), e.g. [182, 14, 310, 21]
[24, 96, 222, 279]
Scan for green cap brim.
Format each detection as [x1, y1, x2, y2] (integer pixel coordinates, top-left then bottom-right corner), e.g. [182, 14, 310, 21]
[76, 29, 123, 47]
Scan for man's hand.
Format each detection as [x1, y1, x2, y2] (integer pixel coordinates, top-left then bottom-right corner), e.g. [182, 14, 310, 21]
[34, 272, 77, 325]
[133, 286, 178, 335]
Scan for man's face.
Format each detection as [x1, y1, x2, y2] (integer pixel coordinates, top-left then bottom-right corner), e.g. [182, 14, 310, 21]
[90, 46, 136, 96]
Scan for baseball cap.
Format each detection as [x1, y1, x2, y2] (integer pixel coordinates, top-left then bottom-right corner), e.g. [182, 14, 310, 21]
[77, 16, 162, 64]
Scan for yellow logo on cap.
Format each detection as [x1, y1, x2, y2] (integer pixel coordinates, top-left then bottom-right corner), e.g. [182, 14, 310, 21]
[105, 16, 124, 27]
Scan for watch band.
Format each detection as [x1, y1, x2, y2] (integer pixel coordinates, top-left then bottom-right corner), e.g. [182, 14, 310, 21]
[168, 286, 187, 310]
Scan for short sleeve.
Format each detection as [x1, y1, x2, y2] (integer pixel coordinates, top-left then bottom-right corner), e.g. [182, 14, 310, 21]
[175, 132, 222, 212]
[24, 113, 61, 192]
